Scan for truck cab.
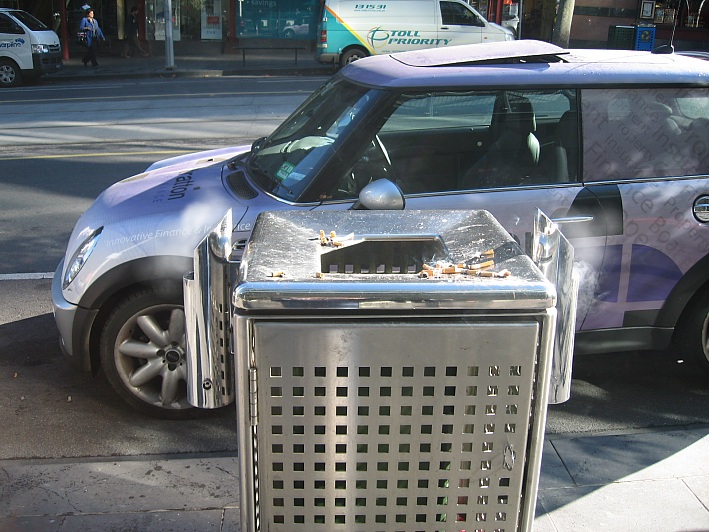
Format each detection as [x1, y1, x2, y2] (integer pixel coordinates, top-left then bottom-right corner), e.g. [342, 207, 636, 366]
[0, 8, 62, 87]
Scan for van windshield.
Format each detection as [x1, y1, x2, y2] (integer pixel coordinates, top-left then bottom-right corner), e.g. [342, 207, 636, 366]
[246, 76, 375, 202]
[9, 10, 48, 31]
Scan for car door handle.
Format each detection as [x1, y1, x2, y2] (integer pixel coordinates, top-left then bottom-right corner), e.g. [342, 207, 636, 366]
[440, 26, 449, 30]
[694, 196, 709, 223]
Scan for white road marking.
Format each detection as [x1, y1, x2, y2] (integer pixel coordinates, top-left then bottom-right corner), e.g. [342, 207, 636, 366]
[0, 272, 54, 280]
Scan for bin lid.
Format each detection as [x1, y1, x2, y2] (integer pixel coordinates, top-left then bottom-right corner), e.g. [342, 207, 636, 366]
[234, 210, 555, 312]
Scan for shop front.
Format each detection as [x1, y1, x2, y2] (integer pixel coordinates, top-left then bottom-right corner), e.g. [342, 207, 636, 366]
[645, 0, 709, 50]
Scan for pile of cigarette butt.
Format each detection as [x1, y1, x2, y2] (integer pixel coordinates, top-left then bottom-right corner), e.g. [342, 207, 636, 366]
[419, 249, 511, 279]
[319, 230, 344, 247]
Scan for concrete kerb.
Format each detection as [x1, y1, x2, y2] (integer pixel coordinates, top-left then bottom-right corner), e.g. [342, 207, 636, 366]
[48, 46, 337, 82]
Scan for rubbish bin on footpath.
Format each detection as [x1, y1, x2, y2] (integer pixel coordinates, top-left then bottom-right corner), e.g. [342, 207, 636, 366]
[227, 208, 577, 532]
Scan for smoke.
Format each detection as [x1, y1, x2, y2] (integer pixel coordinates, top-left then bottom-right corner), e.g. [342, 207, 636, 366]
[572, 260, 599, 330]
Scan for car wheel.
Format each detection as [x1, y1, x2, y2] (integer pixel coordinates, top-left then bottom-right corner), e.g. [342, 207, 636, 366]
[339, 47, 367, 68]
[677, 290, 709, 374]
[283, 29, 295, 38]
[100, 286, 205, 419]
[0, 59, 21, 87]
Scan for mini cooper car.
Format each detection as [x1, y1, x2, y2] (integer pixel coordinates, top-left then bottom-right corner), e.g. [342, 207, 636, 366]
[52, 40, 709, 418]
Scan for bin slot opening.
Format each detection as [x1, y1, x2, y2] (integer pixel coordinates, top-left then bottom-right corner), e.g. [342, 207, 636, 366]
[320, 235, 449, 275]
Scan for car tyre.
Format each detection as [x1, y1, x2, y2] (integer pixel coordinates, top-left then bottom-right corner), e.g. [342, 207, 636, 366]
[0, 58, 21, 87]
[283, 29, 295, 38]
[100, 285, 206, 419]
[677, 290, 709, 374]
[339, 47, 367, 68]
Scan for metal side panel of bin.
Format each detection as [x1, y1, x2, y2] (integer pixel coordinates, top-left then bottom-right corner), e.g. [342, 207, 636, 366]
[232, 210, 559, 532]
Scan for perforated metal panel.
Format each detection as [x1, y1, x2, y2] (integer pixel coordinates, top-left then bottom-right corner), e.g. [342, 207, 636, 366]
[237, 318, 547, 532]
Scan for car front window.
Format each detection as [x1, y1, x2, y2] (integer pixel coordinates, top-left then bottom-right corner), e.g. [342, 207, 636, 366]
[9, 10, 47, 31]
[323, 88, 576, 199]
[246, 77, 376, 201]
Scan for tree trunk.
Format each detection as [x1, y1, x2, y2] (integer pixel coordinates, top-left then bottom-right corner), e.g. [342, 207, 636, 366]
[552, 0, 576, 48]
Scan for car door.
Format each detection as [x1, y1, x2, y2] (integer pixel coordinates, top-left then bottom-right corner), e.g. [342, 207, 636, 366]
[577, 87, 709, 333]
[0, 12, 28, 67]
[438, 0, 483, 46]
[374, 89, 610, 329]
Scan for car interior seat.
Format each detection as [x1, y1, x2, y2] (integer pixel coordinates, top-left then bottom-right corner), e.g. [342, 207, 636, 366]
[553, 110, 579, 183]
[460, 94, 540, 189]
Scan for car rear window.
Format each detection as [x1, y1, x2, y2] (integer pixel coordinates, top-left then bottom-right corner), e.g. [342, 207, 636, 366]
[581, 87, 709, 181]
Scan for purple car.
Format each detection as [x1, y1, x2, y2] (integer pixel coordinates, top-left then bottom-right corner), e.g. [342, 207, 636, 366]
[53, 40, 709, 418]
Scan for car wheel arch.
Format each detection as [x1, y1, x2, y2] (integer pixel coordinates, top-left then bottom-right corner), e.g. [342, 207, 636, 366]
[660, 252, 709, 330]
[76, 256, 192, 373]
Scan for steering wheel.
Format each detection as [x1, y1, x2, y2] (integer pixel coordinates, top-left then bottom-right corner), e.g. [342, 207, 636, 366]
[334, 135, 399, 198]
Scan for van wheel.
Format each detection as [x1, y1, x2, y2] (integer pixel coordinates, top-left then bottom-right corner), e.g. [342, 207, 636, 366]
[339, 47, 368, 68]
[676, 289, 709, 374]
[99, 286, 207, 419]
[0, 59, 21, 87]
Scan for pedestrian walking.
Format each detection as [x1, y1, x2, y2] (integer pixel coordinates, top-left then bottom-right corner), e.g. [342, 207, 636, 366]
[79, 8, 105, 67]
[122, 6, 150, 58]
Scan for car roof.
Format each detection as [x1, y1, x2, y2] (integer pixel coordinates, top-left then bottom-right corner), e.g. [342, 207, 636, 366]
[342, 40, 709, 89]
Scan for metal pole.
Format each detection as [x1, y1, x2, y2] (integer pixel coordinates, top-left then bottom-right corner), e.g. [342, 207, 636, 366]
[517, 0, 523, 39]
[164, 0, 175, 69]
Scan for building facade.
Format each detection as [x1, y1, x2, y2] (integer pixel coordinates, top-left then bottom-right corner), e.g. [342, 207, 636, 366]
[5, 0, 707, 57]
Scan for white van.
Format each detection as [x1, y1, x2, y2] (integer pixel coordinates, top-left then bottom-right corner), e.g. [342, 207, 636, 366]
[0, 8, 62, 87]
[316, 0, 514, 67]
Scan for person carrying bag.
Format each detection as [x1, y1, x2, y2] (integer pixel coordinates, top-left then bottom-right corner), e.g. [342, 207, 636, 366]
[79, 8, 105, 67]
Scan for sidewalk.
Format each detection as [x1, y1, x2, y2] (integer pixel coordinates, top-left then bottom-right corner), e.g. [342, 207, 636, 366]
[48, 44, 336, 82]
[1, 426, 708, 531]
[16, 47, 709, 532]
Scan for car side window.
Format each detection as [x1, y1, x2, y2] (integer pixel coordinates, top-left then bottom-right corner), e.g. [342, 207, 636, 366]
[581, 87, 709, 181]
[440, 1, 482, 26]
[332, 89, 576, 199]
[0, 13, 24, 34]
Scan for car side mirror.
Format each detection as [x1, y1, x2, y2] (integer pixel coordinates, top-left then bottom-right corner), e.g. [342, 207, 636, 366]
[351, 178, 405, 210]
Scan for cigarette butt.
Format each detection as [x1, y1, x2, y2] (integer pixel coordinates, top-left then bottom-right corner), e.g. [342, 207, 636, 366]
[469, 260, 495, 271]
[442, 266, 458, 274]
[482, 249, 494, 257]
[269, 271, 285, 278]
[477, 269, 511, 278]
[319, 230, 327, 244]
[422, 264, 433, 270]
[332, 240, 344, 247]
[419, 270, 431, 278]
[315, 272, 325, 279]
[330, 231, 337, 240]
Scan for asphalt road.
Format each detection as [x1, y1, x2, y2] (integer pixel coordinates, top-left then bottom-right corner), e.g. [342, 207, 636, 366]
[1, 76, 708, 463]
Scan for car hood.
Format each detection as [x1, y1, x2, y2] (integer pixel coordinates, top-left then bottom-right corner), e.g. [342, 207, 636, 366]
[145, 146, 247, 172]
[61, 146, 250, 300]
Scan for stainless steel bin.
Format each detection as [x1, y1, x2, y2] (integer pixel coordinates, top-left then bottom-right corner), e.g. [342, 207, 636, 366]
[233, 210, 560, 532]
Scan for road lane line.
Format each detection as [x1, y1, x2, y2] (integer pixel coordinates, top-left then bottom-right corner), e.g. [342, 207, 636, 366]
[0, 150, 191, 161]
[0, 273, 54, 280]
[0, 90, 311, 105]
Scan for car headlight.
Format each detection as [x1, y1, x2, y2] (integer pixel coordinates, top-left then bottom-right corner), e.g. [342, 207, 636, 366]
[63, 227, 103, 289]
[32, 44, 50, 54]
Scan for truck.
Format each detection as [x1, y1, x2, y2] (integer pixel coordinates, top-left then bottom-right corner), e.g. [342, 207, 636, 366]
[0, 8, 62, 87]
[316, 0, 515, 68]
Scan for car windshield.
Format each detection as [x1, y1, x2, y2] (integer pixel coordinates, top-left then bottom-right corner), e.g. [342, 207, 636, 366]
[246, 76, 375, 202]
[9, 10, 48, 31]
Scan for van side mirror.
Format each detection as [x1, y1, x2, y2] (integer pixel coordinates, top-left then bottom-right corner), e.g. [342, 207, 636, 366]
[351, 179, 406, 210]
